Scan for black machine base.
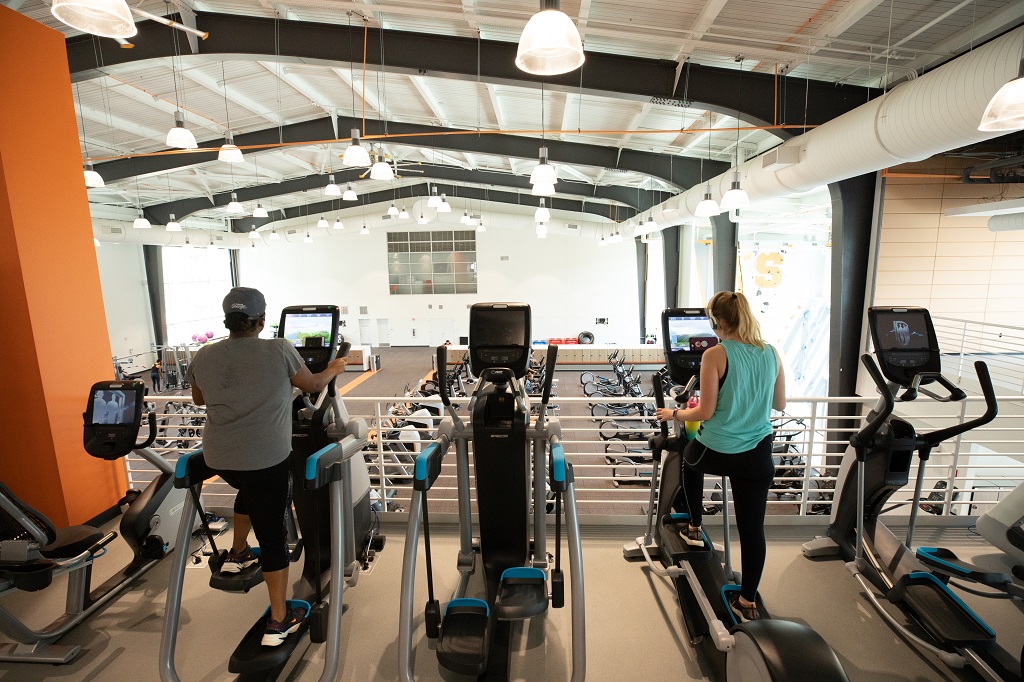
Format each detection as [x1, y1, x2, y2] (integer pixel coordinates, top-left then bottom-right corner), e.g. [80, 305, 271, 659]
[228, 600, 312, 675]
[436, 599, 490, 677]
[494, 567, 548, 621]
[890, 572, 996, 647]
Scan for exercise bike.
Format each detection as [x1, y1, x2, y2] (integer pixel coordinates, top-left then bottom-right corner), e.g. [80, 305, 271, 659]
[397, 303, 586, 681]
[0, 380, 185, 664]
[802, 306, 1020, 681]
[159, 305, 384, 682]
[625, 307, 849, 681]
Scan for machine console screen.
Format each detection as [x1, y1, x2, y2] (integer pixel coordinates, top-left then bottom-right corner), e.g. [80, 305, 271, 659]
[667, 315, 718, 353]
[281, 312, 334, 349]
[90, 388, 138, 426]
[872, 310, 932, 352]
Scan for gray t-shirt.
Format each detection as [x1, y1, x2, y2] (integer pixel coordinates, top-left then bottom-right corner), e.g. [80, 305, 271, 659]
[186, 337, 304, 471]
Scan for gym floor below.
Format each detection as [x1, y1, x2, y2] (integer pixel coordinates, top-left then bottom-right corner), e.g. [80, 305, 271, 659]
[0, 518, 1020, 681]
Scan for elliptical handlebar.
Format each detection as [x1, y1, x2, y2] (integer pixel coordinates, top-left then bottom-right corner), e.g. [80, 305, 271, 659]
[850, 354, 896, 457]
[136, 412, 158, 449]
[540, 344, 558, 405]
[436, 346, 450, 408]
[920, 361, 998, 447]
[652, 373, 669, 439]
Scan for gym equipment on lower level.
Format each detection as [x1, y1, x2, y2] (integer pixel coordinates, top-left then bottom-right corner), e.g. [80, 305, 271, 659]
[159, 305, 383, 682]
[0, 380, 185, 664]
[625, 307, 849, 680]
[398, 303, 586, 681]
[802, 306, 1019, 681]
[978, 480, 1024, 582]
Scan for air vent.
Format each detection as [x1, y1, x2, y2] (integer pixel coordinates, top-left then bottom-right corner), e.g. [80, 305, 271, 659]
[500, 256, 510, 261]
[567, 224, 579, 230]
[287, 229, 299, 235]
[428, 304, 433, 309]
[340, 306, 349, 314]
[650, 97, 689, 108]
[109, 226, 124, 235]
[381, 215, 392, 220]
[359, 306, 368, 315]
[596, 318, 609, 324]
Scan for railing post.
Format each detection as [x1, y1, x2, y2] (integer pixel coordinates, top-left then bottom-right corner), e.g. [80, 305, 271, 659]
[375, 400, 388, 511]
[944, 398, 969, 516]
[957, 320, 967, 382]
[799, 400, 819, 516]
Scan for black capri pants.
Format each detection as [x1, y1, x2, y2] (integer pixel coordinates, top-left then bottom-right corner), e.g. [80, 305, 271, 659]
[218, 457, 291, 572]
[682, 434, 774, 602]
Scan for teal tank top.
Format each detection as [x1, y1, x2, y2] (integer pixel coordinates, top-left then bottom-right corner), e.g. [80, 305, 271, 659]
[696, 340, 777, 454]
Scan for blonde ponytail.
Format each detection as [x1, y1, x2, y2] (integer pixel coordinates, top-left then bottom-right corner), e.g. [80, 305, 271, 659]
[707, 291, 765, 349]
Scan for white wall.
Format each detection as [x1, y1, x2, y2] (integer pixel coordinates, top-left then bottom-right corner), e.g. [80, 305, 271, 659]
[94, 243, 156, 372]
[237, 214, 641, 346]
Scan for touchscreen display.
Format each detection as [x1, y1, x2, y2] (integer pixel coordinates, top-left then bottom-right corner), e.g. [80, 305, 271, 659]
[281, 312, 334, 348]
[471, 308, 528, 347]
[91, 388, 137, 426]
[667, 315, 718, 353]
[873, 310, 931, 351]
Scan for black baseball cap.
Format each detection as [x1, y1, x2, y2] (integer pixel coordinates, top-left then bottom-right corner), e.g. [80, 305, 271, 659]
[222, 287, 266, 317]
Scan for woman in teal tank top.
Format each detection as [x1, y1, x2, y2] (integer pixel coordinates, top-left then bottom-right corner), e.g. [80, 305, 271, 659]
[655, 291, 787, 623]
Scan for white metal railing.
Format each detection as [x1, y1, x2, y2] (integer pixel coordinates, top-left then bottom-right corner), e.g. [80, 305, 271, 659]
[933, 316, 1024, 396]
[128, 392, 1024, 522]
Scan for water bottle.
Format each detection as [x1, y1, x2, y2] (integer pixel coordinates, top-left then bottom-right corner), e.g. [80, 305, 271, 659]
[684, 394, 701, 441]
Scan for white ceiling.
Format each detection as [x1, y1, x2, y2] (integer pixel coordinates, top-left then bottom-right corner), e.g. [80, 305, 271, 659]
[13, 0, 1024, 227]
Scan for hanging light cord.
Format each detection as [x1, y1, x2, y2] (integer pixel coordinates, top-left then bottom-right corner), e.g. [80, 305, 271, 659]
[221, 61, 232, 137]
[362, 18, 368, 134]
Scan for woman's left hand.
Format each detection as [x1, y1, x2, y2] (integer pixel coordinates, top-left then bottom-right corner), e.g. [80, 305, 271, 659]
[655, 407, 676, 423]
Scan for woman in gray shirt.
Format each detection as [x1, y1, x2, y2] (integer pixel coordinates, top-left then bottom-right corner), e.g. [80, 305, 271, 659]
[187, 287, 346, 646]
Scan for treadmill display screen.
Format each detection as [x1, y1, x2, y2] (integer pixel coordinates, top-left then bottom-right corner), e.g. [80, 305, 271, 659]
[873, 310, 931, 351]
[281, 312, 333, 349]
[471, 308, 529, 347]
[90, 388, 137, 426]
[667, 315, 718, 353]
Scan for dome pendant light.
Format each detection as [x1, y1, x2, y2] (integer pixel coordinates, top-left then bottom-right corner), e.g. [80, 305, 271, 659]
[84, 162, 104, 188]
[534, 198, 551, 223]
[536, 222, 548, 239]
[370, 152, 395, 181]
[460, 210, 471, 225]
[253, 204, 269, 218]
[269, 231, 280, 241]
[325, 174, 342, 196]
[304, 231, 314, 244]
[476, 220, 486, 232]
[51, 0, 137, 39]
[360, 224, 369, 235]
[133, 210, 151, 229]
[515, 0, 585, 76]
[226, 192, 244, 214]
[388, 203, 400, 217]
[979, 62, 1024, 132]
[532, 181, 555, 197]
[218, 133, 244, 163]
[417, 212, 429, 225]
[343, 183, 358, 201]
[343, 128, 372, 167]
[248, 226, 261, 240]
[398, 206, 410, 220]
[427, 185, 442, 208]
[317, 216, 329, 228]
[166, 110, 197, 150]
[333, 217, 344, 230]
[437, 194, 452, 213]
[720, 174, 749, 211]
[529, 147, 558, 186]
[695, 185, 721, 218]
[166, 214, 182, 231]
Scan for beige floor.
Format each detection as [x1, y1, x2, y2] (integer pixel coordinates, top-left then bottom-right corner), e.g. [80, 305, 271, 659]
[1, 519, 1022, 681]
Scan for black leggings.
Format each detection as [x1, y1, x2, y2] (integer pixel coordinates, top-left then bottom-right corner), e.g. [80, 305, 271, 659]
[682, 435, 774, 602]
[217, 458, 291, 572]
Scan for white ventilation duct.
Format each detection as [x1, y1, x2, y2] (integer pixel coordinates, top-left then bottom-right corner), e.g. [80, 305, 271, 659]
[652, 27, 1024, 228]
[988, 213, 1024, 231]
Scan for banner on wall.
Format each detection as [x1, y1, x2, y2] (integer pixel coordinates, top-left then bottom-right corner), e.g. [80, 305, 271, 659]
[738, 241, 831, 397]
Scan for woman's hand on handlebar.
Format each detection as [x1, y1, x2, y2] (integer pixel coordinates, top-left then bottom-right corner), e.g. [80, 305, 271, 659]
[655, 407, 677, 423]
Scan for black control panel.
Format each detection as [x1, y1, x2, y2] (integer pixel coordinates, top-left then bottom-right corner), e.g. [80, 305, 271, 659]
[868, 307, 941, 388]
[469, 302, 531, 378]
[83, 381, 145, 459]
[661, 307, 717, 387]
[278, 305, 340, 373]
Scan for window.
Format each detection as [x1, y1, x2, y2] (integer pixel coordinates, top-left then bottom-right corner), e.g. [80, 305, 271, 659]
[386, 230, 477, 295]
[162, 247, 233, 345]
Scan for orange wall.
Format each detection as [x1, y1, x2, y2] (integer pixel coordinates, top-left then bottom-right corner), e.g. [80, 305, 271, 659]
[0, 7, 126, 527]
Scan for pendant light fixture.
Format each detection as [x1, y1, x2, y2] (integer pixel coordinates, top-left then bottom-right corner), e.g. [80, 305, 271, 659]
[534, 198, 551, 223]
[253, 204, 269, 218]
[218, 135, 243, 163]
[133, 210, 151, 229]
[460, 210, 471, 225]
[417, 211, 429, 225]
[532, 181, 555, 197]
[370, 150, 395, 181]
[695, 186, 721, 218]
[644, 215, 657, 232]
[269, 231, 280, 241]
[427, 185, 442, 208]
[360, 223, 369, 235]
[536, 222, 548, 238]
[720, 58, 750, 211]
[333, 217, 345, 230]
[343, 183, 358, 201]
[166, 30, 197, 149]
[476, 219, 486, 232]
[530, 147, 558, 186]
[388, 202, 400, 217]
[51, 0, 136, 39]
[248, 226, 260, 239]
[598, 230, 606, 246]
[399, 206, 410, 220]
[325, 174, 341, 196]
[183, 235, 193, 249]
[343, 129, 372, 167]
[438, 194, 452, 213]
[166, 214, 182, 231]
[304, 231, 314, 244]
[84, 162, 104, 188]
[227, 192, 244, 214]
[515, 0, 585, 76]
[94, 236, 102, 247]
[317, 216, 329, 228]
[979, 59, 1024, 131]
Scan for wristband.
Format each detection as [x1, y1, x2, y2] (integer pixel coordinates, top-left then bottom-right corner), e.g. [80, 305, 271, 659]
[673, 409, 679, 421]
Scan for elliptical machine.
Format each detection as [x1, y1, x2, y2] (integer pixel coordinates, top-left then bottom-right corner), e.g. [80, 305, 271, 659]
[802, 306, 1019, 681]
[626, 307, 849, 681]
[159, 304, 383, 682]
[0, 380, 185, 664]
[397, 302, 586, 681]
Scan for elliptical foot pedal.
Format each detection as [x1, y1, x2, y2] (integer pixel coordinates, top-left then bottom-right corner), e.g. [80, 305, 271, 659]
[210, 547, 265, 593]
[890, 572, 995, 647]
[494, 567, 548, 620]
[436, 598, 490, 676]
[661, 513, 712, 562]
[228, 599, 311, 674]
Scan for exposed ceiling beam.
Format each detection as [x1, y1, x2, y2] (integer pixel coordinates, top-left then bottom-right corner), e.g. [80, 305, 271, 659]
[98, 76, 224, 133]
[617, 102, 655, 149]
[673, 0, 731, 81]
[94, 115, 720, 190]
[67, 12, 876, 129]
[178, 65, 284, 126]
[144, 164, 659, 225]
[808, 0, 886, 47]
[76, 103, 167, 144]
[560, 92, 576, 141]
[332, 67, 382, 118]
[576, 0, 594, 41]
[902, 2, 1024, 76]
[258, 62, 337, 120]
[408, 75, 451, 127]
[485, 83, 507, 129]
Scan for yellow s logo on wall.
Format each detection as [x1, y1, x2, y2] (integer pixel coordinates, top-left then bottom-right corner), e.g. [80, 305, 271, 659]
[755, 252, 782, 288]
